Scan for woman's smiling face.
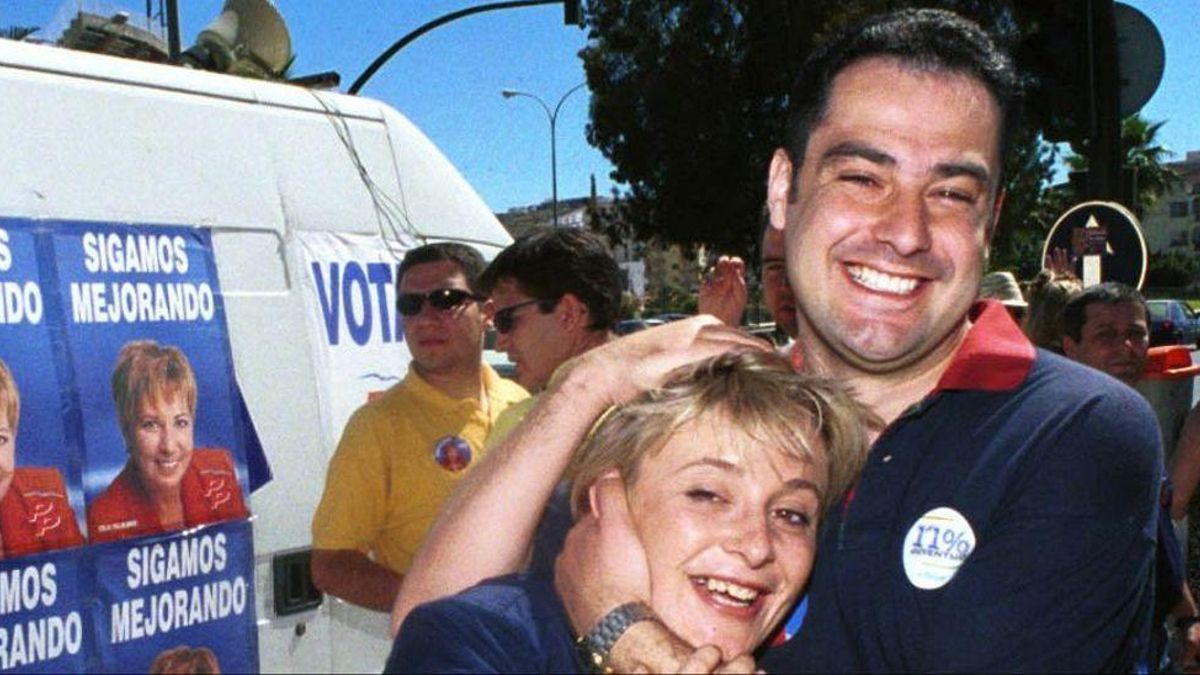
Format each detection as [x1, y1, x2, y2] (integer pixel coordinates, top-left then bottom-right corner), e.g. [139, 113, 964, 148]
[129, 392, 194, 497]
[626, 410, 825, 658]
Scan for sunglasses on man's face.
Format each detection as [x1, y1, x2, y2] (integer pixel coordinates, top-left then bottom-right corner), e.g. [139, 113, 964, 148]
[395, 288, 483, 317]
[494, 298, 559, 334]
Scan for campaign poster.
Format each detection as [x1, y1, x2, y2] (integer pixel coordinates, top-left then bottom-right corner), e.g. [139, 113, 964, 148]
[47, 222, 251, 541]
[0, 549, 89, 673]
[0, 219, 90, 672]
[296, 231, 411, 454]
[0, 220, 88, 557]
[87, 520, 257, 673]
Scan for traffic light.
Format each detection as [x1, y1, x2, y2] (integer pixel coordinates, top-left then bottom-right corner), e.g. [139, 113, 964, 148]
[564, 0, 582, 27]
[1012, 1, 1093, 143]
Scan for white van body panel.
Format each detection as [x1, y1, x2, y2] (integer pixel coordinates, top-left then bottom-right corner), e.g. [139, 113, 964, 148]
[0, 38, 511, 672]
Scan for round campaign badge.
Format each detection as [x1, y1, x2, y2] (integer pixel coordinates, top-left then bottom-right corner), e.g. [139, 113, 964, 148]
[902, 507, 977, 590]
[433, 435, 472, 473]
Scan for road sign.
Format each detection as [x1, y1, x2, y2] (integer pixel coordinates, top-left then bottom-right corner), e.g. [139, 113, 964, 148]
[1042, 201, 1147, 289]
[1115, 2, 1165, 118]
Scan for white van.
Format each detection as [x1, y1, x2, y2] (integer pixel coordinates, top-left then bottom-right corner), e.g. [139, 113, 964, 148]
[0, 37, 511, 672]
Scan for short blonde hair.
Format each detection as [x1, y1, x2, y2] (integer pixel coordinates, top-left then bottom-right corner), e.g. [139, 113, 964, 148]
[111, 341, 197, 446]
[0, 358, 19, 433]
[566, 350, 872, 517]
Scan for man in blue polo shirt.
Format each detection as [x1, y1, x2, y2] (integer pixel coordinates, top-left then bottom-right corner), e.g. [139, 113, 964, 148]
[393, 8, 1161, 672]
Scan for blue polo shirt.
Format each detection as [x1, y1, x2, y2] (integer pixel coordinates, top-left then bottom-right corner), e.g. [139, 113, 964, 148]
[763, 300, 1161, 672]
[386, 573, 582, 673]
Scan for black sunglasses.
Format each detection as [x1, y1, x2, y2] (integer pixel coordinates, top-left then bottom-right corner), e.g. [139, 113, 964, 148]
[396, 288, 484, 317]
[494, 298, 559, 334]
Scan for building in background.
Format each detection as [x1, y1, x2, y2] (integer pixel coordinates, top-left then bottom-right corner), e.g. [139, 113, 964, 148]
[1141, 150, 1200, 254]
[496, 196, 705, 315]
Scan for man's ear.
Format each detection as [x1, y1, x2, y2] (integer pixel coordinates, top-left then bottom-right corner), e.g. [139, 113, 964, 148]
[983, 189, 1006, 260]
[766, 148, 795, 234]
[557, 293, 589, 331]
[481, 298, 495, 331]
[1061, 335, 1079, 359]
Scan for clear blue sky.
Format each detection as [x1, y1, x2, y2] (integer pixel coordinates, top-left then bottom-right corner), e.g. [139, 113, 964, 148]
[4, 1, 1198, 214]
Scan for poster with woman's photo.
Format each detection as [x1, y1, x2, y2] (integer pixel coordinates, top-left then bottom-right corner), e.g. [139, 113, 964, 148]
[0, 220, 89, 672]
[0, 218, 259, 672]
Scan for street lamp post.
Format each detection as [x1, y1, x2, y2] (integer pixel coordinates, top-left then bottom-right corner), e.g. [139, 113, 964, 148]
[502, 82, 587, 227]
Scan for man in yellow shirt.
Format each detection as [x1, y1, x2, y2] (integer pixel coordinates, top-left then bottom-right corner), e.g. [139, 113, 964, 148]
[391, 229, 621, 625]
[311, 243, 527, 611]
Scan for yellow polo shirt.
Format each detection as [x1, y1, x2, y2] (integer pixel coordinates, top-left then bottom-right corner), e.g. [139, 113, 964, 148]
[311, 364, 527, 575]
[485, 396, 537, 450]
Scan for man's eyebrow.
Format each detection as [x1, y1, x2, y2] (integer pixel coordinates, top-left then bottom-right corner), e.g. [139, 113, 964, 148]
[934, 161, 990, 184]
[821, 141, 895, 167]
[822, 142, 992, 185]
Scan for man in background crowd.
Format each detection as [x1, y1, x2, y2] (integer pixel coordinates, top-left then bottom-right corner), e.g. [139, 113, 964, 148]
[311, 242, 527, 611]
[483, 228, 621, 396]
[393, 228, 622, 624]
[1061, 281, 1199, 669]
[699, 219, 799, 346]
[978, 270, 1027, 324]
[1062, 281, 1151, 388]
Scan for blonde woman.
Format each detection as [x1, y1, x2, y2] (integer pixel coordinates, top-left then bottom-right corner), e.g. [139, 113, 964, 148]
[387, 350, 870, 672]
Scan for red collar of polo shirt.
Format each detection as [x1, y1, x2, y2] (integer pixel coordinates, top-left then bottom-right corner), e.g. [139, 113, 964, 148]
[935, 299, 1035, 393]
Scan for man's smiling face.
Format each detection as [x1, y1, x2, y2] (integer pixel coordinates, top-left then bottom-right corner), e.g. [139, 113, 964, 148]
[770, 56, 1004, 376]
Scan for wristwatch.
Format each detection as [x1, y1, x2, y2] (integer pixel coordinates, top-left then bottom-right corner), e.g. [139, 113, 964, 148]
[574, 601, 656, 674]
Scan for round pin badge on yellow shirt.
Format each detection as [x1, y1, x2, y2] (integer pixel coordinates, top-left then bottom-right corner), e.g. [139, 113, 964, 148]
[433, 435, 472, 473]
[902, 507, 977, 590]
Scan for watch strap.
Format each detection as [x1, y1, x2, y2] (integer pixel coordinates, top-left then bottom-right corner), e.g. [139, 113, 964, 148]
[575, 601, 655, 674]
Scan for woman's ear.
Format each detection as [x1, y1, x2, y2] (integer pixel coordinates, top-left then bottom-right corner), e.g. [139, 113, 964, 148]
[586, 468, 624, 517]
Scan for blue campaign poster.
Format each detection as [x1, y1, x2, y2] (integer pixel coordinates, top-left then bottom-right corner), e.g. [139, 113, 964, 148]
[0, 220, 87, 558]
[0, 219, 260, 672]
[0, 549, 89, 673]
[46, 222, 251, 543]
[87, 520, 257, 673]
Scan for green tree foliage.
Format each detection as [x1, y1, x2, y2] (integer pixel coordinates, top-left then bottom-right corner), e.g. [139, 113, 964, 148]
[1065, 113, 1183, 216]
[579, 1, 1076, 269]
[1147, 249, 1200, 290]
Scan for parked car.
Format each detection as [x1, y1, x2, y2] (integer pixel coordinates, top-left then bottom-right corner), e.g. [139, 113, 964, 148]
[614, 318, 666, 336]
[1147, 299, 1200, 348]
[646, 312, 692, 323]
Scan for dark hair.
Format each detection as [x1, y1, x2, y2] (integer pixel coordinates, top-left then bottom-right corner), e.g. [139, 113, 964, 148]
[478, 228, 622, 332]
[784, 8, 1021, 186]
[397, 242, 486, 293]
[1061, 282, 1147, 342]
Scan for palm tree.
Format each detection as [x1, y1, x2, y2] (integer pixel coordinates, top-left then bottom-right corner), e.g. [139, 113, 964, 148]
[1066, 113, 1183, 216]
[1121, 115, 1183, 215]
[1, 26, 39, 41]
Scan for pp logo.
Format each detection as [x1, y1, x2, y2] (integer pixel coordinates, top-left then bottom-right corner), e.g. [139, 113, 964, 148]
[902, 507, 976, 590]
